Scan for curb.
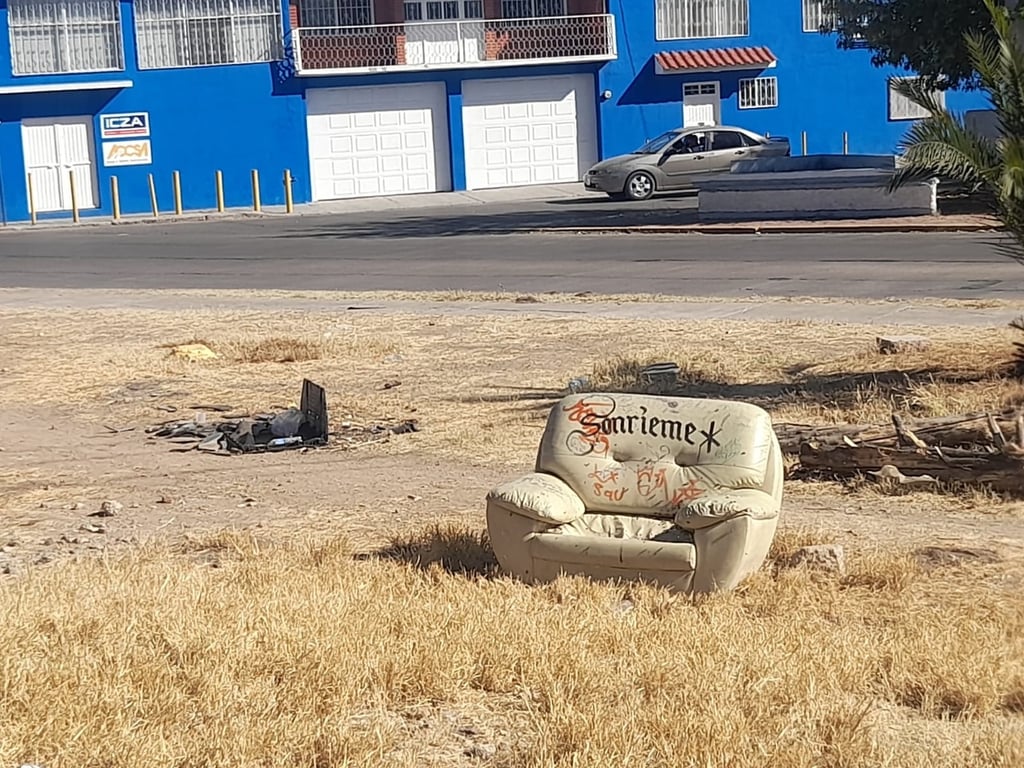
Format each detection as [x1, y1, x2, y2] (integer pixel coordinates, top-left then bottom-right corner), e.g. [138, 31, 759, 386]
[532, 222, 1003, 236]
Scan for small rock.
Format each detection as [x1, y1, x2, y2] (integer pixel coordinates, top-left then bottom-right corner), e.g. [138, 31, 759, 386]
[877, 335, 930, 354]
[785, 544, 847, 576]
[407, 494, 422, 502]
[464, 744, 497, 760]
[613, 599, 635, 616]
[381, 379, 402, 390]
[156, 495, 174, 504]
[70, 502, 85, 511]
[92, 500, 123, 517]
[80, 523, 107, 534]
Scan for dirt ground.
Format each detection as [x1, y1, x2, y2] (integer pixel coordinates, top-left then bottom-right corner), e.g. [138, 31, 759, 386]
[1, 296, 1023, 581]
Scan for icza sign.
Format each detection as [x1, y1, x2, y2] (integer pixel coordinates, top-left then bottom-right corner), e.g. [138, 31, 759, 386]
[100, 112, 150, 139]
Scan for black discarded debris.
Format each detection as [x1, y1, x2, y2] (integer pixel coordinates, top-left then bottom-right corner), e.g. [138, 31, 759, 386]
[147, 379, 419, 455]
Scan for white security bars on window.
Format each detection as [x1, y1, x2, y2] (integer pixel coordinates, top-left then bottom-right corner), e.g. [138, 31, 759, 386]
[9, 0, 124, 75]
[135, 0, 283, 69]
[801, 0, 835, 32]
[656, 0, 748, 40]
[888, 77, 945, 120]
[738, 76, 777, 108]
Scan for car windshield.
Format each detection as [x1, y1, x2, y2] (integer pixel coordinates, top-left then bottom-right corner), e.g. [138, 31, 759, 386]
[636, 131, 680, 154]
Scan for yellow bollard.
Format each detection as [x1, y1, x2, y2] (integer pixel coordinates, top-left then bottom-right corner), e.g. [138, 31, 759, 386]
[801, 131, 808, 156]
[251, 169, 261, 212]
[283, 169, 294, 214]
[215, 170, 225, 213]
[27, 172, 37, 224]
[173, 171, 183, 215]
[148, 173, 159, 217]
[843, 131, 849, 155]
[69, 170, 80, 223]
[111, 176, 121, 220]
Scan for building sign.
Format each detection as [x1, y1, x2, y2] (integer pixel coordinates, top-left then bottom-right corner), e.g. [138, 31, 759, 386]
[100, 112, 150, 139]
[102, 140, 153, 167]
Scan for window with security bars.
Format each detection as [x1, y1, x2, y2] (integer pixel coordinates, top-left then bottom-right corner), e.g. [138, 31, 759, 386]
[888, 77, 945, 120]
[738, 76, 778, 109]
[8, 0, 124, 75]
[502, 0, 567, 18]
[656, 0, 748, 40]
[302, 0, 372, 26]
[802, 0, 835, 32]
[135, 0, 283, 69]
[404, 1, 484, 21]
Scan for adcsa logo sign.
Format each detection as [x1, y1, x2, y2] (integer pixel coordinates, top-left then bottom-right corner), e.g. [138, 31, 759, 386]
[100, 112, 150, 139]
[102, 140, 153, 167]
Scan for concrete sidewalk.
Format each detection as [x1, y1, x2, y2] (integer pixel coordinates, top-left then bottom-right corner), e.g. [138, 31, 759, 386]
[0, 182, 1002, 235]
[1, 288, 1019, 327]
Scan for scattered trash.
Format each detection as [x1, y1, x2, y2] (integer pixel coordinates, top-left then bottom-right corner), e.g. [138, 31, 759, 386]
[91, 500, 123, 517]
[640, 362, 680, 389]
[156, 495, 174, 504]
[170, 343, 218, 362]
[381, 379, 402, 390]
[566, 376, 591, 394]
[147, 380, 419, 455]
[80, 523, 107, 534]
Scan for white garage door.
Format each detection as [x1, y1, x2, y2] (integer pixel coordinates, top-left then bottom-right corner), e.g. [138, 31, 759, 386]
[306, 83, 451, 201]
[462, 74, 598, 191]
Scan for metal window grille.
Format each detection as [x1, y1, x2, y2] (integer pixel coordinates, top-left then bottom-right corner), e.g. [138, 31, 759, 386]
[8, 0, 124, 75]
[501, 0, 566, 18]
[801, 0, 834, 32]
[300, 0, 372, 26]
[738, 76, 777, 109]
[404, 1, 483, 22]
[655, 0, 748, 40]
[888, 77, 944, 121]
[135, 0, 283, 68]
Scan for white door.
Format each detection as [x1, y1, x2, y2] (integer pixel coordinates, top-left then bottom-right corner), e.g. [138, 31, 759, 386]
[306, 83, 451, 201]
[21, 117, 98, 213]
[403, 0, 484, 66]
[683, 82, 721, 127]
[462, 74, 598, 190]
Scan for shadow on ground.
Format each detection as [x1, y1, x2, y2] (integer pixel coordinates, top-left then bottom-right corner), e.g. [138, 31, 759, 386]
[463, 364, 1001, 425]
[273, 196, 700, 239]
[361, 524, 499, 577]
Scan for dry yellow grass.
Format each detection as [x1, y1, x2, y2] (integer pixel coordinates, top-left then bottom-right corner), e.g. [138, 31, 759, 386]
[0, 526, 1021, 767]
[0, 307, 1020, 470]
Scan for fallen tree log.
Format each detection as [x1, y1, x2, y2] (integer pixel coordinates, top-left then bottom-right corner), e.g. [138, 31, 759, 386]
[797, 442, 1024, 493]
[775, 409, 1022, 454]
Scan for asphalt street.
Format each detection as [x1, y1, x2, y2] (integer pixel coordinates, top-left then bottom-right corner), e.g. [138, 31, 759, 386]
[0, 196, 1019, 300]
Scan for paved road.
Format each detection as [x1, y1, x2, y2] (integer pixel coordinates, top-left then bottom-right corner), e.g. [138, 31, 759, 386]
[0, 197, 1019, 299]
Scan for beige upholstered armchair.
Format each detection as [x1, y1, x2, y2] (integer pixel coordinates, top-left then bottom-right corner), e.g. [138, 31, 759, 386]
[486, 393, 783, 594]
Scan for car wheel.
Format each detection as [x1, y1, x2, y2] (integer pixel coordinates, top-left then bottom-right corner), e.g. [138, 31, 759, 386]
[624, 171, 655, 201]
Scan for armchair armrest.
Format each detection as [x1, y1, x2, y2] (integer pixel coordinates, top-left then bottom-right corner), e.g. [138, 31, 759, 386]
[673, 489, 780, 531]
[486, 472, 586, 525]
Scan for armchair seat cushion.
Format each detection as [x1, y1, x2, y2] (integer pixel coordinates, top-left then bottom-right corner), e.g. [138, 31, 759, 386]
[533, 513, 696, 572]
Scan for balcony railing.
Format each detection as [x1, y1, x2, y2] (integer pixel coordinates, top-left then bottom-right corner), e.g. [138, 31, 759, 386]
[291, 14, 617, 75]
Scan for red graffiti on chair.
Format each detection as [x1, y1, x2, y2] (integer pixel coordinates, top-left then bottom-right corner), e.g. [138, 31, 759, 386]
[588, 468, 627, 502]
[671, 479, 705, 505]
[636, 465, 669, 501]
[563, 396, 616, 457]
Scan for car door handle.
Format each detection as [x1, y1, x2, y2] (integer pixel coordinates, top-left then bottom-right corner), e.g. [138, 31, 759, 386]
[734, 150, 746, 155]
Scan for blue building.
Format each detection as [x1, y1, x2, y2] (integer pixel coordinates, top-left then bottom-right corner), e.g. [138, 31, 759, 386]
[0, 0, 992, 222]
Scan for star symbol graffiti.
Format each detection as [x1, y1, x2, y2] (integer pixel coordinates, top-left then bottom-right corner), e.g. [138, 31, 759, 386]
[672, 479, 704, 504]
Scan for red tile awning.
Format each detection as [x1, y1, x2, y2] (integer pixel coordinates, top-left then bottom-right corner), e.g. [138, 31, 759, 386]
[655, 46, 777, 74]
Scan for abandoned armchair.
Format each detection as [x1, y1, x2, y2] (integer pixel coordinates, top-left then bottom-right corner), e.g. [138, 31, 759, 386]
[485, 393, 783, 594]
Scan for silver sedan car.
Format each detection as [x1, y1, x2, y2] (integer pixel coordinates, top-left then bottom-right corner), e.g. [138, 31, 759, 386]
[583, 125, 791, 201]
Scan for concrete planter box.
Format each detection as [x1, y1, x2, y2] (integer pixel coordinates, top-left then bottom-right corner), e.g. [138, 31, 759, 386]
[693, 155, 938, 222]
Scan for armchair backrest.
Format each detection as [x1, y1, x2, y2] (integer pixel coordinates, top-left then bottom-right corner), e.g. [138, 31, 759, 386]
[536, 393, 780, 517]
